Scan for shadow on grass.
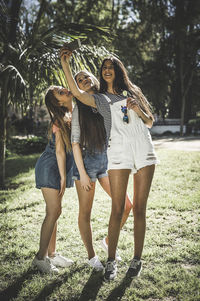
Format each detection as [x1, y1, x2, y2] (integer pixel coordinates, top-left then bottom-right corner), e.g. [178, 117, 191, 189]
[0, 267, 36, 301]
[0, 201, 41, 214]
[32, 266, 85, 301]
[105, 275, 133, 301]
[0, 265, 85, 301]
[3, 182, 26, 190]
[78, 270, 104, 301]
[5, 154, 39, 179]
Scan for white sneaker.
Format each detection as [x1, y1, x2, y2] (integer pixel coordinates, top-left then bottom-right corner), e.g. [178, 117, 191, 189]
[49, 253, 74, 268]
[88, 255, 104, 271]
[101, 238, 122, 261]
[32, 256, 59, 274]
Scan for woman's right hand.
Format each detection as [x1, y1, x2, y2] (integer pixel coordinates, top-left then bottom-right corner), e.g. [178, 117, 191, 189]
[59, 177, 66, 197]
[80, 173, 93, 191]
[60, 48, 73, 65]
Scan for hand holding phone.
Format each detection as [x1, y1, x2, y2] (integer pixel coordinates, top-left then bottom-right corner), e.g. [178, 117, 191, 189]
[63, 39, 81, 52]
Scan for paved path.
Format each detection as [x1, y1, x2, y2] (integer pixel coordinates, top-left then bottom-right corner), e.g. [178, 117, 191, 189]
[153, 136, 200, 151]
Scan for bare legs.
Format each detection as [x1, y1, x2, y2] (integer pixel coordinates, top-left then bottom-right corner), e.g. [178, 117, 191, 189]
[75, 180, 96, 259]
[98, 176, 132, 245]
[133, 165, 155, 258]
[107, 169, 131, 260]
[76, 175, 132, 260]
[37, 188, 62, 260]
[48, 223, 57, 257]
[107, 165, 155, 261]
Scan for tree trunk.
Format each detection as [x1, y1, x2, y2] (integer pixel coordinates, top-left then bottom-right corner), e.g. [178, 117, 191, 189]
[174, 0, 186, 136]
[0, 0, 22, 189]
[179, 37, 184, 136]
[0, 77, 8, 189]
[180, 70, 194, 135]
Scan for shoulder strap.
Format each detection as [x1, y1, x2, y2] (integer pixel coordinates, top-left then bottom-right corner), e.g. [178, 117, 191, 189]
[102, 93, 111, 103]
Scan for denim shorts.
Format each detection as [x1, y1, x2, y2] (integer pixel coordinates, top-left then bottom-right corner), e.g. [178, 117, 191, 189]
[73, 149, 108, 182]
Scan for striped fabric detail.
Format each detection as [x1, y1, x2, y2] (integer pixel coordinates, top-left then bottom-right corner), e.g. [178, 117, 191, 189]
[93, 92, 125, 141]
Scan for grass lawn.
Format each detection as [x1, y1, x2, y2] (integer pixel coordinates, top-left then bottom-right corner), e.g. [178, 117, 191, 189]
[0, 149, 199, 301]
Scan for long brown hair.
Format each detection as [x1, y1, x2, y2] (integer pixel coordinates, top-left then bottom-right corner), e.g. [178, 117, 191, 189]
[100, 56, 154, 120]
[74, 71, 106, 152]
[45, 86, 71, 152]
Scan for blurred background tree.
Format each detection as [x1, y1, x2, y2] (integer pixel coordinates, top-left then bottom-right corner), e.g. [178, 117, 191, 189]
[0, 0, 110, 188]
[0, 0, 199, 188]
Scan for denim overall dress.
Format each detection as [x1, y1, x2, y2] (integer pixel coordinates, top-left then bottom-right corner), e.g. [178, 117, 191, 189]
[35, 133, 74, 190]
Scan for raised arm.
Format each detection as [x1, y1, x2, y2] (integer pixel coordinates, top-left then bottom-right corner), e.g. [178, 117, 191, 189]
[60, 49, 96, 108]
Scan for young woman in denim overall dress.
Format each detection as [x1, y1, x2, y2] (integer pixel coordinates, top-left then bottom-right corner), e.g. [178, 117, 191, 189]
[70, 70, 132, 271]
[60, 52, 159, 281]
[33, 86, 74, 274]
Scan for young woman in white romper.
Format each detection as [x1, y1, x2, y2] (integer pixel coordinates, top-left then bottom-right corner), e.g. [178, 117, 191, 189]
[60, 51, 159, 281]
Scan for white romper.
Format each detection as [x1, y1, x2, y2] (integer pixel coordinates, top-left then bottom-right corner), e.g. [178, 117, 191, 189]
[93, 92, 159, 174]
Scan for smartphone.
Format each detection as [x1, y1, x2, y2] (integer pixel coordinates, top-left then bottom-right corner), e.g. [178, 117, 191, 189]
[63, 39, 81, 52]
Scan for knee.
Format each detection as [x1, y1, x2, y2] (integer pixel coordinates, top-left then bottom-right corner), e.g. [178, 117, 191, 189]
[133, 202, 146, 218]
[79, 209, 91, 223]
[47, 206, 62, 221]
[55, 207, 62, 219]
[112, 204, 124, 220]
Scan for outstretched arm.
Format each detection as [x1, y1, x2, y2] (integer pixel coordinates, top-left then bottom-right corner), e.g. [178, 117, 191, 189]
[60, 49, 96, 108]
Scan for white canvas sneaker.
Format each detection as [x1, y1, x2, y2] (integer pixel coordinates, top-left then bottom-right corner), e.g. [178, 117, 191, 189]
[88, 255, 104, 271]
[101, 238, 122, 261]
[32, 256, 59, 274]
[49, 253, 74, 268]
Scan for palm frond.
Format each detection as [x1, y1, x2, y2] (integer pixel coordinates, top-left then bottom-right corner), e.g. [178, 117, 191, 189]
[1, 64, 25, 86]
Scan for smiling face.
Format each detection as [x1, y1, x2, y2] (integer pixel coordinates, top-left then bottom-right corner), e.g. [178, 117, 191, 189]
[102, 60, 115, 84]
[53, 86, 73, 107]
[75, 72, 95, 93]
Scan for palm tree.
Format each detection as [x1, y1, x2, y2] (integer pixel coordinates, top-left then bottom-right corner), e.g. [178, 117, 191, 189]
[0, 0, 110, 189]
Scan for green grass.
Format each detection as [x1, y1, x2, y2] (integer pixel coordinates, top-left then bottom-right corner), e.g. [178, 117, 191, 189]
[0, 150, 199, 301]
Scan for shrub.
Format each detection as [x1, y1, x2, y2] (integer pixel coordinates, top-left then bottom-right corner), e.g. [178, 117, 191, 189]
[7, 136, 47, 155]
[188, 118, 200, 133]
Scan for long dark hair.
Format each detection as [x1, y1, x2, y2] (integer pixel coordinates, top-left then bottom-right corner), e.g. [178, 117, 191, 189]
[45, 86, 71, 152]
[74, 71, 106, 152]
[99, 56, 154, 120]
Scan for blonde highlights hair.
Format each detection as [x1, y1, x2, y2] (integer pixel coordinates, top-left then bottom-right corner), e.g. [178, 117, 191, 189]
[45, 86, 71, 152]
[74, 70, 99, 92]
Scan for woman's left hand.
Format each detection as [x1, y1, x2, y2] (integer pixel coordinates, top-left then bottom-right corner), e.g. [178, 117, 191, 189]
[127, 97, 141, 115]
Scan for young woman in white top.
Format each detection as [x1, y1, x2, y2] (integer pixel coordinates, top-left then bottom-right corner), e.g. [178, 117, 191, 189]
[60, 50, 158, 281]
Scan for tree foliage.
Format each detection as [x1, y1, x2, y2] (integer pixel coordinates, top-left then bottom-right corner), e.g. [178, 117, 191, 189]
[0, 0, 111, 189]
[0, 0, 199, 188]
[111, 0, 200, 126]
